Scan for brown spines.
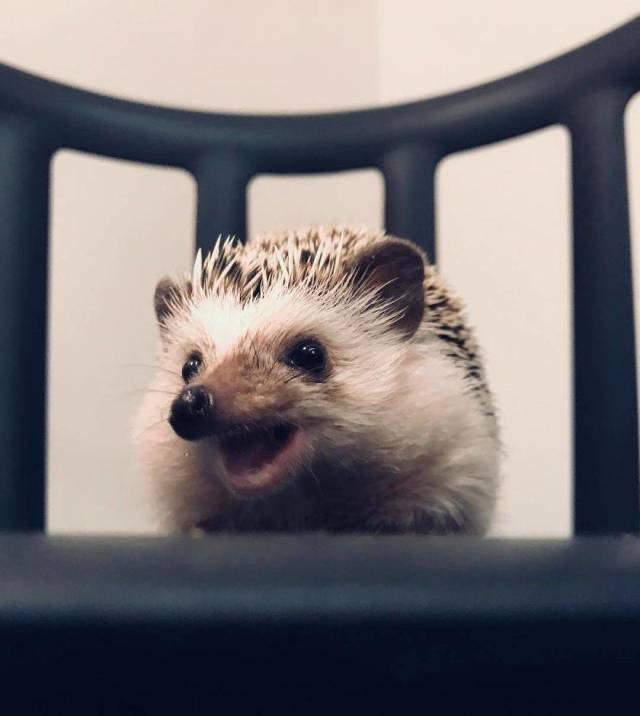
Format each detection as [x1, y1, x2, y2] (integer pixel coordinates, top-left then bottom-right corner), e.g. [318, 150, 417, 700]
[193, 226, 492, 411]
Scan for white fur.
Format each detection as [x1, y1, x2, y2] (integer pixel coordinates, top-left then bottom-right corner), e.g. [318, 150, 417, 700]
[135, 266, 500, 534]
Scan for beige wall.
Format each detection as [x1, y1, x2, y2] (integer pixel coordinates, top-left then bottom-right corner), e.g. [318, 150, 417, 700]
[1, 0, 380, 533]
[0, 2, 637, 535]
[377, 1, 640, 536]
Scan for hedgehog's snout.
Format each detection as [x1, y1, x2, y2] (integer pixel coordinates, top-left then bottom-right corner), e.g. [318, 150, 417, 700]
[169, 386, 216, 441]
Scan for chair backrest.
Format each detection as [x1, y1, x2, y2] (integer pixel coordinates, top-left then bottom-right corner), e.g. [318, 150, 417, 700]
[0, 18, 639, 535]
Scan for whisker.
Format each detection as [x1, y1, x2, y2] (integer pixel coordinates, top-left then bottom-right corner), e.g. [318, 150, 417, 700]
[122, 363, 182, 379]
[126, 388, 179, 397]
[133, 416, 169, 439]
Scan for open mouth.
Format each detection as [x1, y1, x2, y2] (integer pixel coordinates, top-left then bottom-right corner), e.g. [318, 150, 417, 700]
[218, 422, 303, 497]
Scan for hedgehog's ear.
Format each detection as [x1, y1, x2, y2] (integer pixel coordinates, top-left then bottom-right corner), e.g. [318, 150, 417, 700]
[154, 277, 191, 330]
[352, 238, 425, 339]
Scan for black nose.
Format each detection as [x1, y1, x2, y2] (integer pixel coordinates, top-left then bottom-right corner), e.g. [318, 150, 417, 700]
[169, 386, 215, 441]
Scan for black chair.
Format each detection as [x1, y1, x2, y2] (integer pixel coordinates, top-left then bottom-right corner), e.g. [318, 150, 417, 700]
[1, 17, 639, 711]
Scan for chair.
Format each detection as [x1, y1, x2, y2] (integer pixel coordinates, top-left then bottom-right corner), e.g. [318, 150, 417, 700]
[0, 17, 639, 711]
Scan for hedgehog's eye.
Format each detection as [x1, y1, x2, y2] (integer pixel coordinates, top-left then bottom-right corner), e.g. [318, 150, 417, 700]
[286, 340, 326, 375]
[182, 351, 203, 383]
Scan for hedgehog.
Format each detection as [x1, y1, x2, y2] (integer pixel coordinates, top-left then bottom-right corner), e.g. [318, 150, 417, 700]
[135, 226, 499, 535]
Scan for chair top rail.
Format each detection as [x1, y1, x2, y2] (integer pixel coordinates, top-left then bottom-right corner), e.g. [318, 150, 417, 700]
[3, 535, 640, 623]
[0, 17, 638, 172]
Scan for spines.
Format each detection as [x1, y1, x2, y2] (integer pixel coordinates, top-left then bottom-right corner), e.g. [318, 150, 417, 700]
[185, 226, 493, 411]
[195, 226, 383, 303]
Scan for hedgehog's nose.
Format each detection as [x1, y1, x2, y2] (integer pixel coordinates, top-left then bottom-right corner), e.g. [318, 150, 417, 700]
[169, 386, 215, 441]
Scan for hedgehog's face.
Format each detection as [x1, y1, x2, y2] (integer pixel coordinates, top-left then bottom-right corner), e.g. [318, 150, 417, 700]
[159, 316, 336, 501]
[141, 237, 426, 520]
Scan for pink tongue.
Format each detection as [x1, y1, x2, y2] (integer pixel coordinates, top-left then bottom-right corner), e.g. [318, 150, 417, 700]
[223, 432, 284, 476]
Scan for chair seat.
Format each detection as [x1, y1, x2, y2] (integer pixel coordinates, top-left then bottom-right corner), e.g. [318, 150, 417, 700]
[2, 534, 639, 709]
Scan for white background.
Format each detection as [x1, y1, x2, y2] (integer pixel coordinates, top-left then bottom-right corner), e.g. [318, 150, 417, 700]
[0, 1, 638, 535]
